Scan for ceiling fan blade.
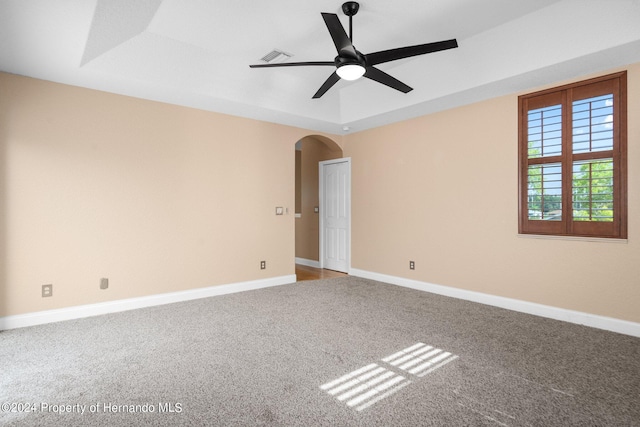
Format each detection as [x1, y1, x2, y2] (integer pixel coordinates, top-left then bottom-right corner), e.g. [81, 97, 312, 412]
[321, 13, 357, 58]
[364, 67, 413, 93]
[312, 71, 341, 99]
[366, 39, 458, 66]
[250, 61, 334, 68]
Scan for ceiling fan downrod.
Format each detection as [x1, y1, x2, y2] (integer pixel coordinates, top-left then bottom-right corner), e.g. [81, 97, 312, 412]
[342, 1, 359, 43]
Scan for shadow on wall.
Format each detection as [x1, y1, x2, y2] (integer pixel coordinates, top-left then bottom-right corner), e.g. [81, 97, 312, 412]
[295, 135, 342, 264]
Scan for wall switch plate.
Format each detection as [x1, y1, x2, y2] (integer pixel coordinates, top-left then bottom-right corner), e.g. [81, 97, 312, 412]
[42, 284, 53, 297]
[100, 278, 109, 290]
[409, 261, 415, 270]
[314, 206, 319, 213]
[260, 261, 266, 270]
[275, 207, 284, 215]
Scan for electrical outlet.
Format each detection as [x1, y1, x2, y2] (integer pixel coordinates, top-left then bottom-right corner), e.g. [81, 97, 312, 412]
[409, 261, 415, 270]
[42, 284, 53, 297]
[100, 278, 109, 290]
[260, 261, 266, 270]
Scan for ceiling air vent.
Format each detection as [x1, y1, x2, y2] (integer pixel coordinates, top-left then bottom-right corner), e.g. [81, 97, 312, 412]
[260, 49, 292, 64]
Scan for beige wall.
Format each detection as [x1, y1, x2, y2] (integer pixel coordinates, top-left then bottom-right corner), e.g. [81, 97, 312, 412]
[0, 72, 340, 317]
[295, 136, 342, 262]
[2, 62, 639, 325]
[344, 63, 640, 323]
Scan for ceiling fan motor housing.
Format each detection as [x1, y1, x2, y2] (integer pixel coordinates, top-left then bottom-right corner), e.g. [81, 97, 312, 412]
[335, 51, 366, 68]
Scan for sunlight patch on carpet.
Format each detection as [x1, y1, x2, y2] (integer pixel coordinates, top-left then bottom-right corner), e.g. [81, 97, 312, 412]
[383, 342, 459, 377]
[321, 342, 458, 411]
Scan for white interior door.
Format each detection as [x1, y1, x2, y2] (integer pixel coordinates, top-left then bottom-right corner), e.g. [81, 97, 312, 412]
[320, 158, 350, 273]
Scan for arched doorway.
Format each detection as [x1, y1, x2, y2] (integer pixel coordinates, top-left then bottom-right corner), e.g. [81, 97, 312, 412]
[294, 135, 346, 280]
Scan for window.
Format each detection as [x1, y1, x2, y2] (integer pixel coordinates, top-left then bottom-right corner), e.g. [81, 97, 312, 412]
[518, 72, 627, 238]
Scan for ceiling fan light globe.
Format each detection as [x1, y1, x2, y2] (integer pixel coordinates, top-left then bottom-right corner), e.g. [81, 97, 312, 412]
[337, 64, 365, 80]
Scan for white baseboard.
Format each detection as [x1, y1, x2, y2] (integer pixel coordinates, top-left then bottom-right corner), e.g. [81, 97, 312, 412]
[295, 257, 321, 268]
[350, 268, 640, 338]
[5, 270, 638, 338]
[0, 275, 296, 331]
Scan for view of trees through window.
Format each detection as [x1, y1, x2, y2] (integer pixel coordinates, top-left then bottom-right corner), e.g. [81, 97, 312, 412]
[526, 95, 614, 222]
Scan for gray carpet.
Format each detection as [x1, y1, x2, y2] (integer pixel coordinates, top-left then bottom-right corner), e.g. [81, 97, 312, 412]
[1, 276, 639, 426]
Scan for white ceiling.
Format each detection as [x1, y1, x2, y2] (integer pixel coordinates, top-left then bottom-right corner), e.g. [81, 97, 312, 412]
[1, 0, 640, 134]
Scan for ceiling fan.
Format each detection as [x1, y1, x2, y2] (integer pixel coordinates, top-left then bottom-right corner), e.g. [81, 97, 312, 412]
[249, 1, 458, 99]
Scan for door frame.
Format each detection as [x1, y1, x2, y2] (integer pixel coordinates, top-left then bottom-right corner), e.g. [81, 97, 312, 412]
[319, 157, 351, 272]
